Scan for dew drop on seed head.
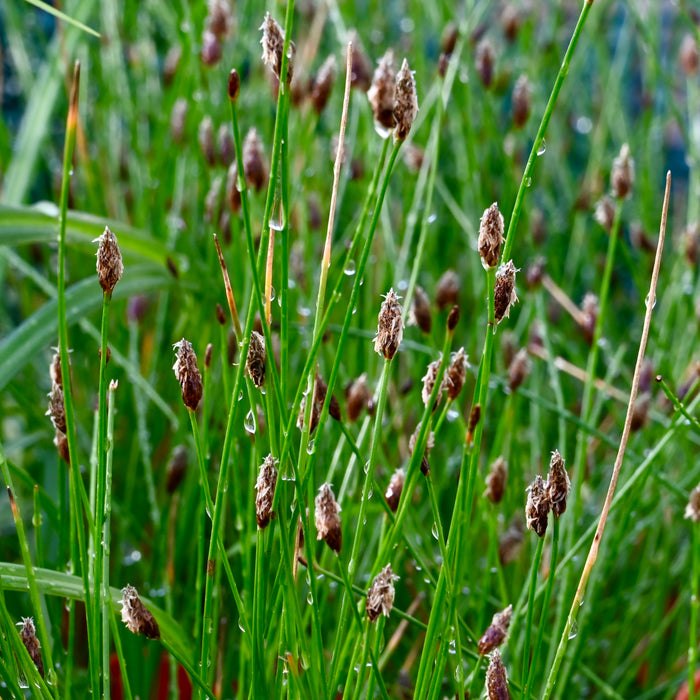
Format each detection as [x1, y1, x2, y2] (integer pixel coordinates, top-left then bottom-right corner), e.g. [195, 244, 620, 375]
[537, 139, 546, 156]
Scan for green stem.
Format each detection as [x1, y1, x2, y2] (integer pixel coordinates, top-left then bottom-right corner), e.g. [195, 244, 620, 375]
[501, 0, 594, 262]
[690, 524, 699, 700]
[522, 536, 545, 691]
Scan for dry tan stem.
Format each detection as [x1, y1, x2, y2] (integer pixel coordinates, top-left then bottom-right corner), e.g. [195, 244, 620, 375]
[265, 226, 275, 324]
[213, 233, 242, 337]
[571, 171, 671, 621]
[541, 273, 590, 328]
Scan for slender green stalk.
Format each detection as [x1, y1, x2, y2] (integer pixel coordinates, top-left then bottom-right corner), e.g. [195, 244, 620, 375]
[525, 518, 560, 700]
[501, 0, 594, 262]
[0, 444, 57, 693]
[521, 536, 545, 691]
[690, 524, 699, 700]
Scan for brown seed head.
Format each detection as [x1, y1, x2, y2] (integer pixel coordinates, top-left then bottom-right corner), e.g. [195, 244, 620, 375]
[170, 98, 188, 143]
[526, 474, 550, 537]
[243, 128, 268, 192]
[206, 0, 232, 39]
[594, 195, 615, 233]
[173, 339, 203, 411]
[19, 617, 44, 677]
[198, 116, 216, 167]
[346, 373, 371, 422]
[484, 456, 508, 504]
[478, 604, 513, 655]
[436, 269, 460, 310]
[368, 50, 396, 133]
[50, 351, 63, 388]
[120, 585, 161, 639]
[680, 34, 699, 76]
[216, 302, 227, 326]
[630, 392, 650, 432]
[486, 649, 511, 700]
[228, 69, 241, 101]
[511, 75, 531, 128]
[409, 285, 432, 334]
[373, 288, 404, 360]
[447, 304, 460, 331]
[166, 445, 188, 494]
[246, 331, 266, 388]
[421, 358, 444, 409]
[298, 371, 340, 433]
[260, 12, 295, 83]
[311, 55, 337, 115]
[346, 32, 372, 92]
[95, 226, 124, 295]
[499, 519, 524, 565]
[500, 3, 520, 41]
[580, 292, 599, 345]
[546, 450, 570, 517]
[611, 143, 634, 199]
[366, 564, 399, 622]
[201, 30, 222, 66]
[204, 342, 213, 369]
[403, 142, 425, 173]
[385, 468, 405, 512]
[163, 46, 182, 86]
[476, 39, 495, 89]
[479, 202, 505, 269]
[409, 422, 435, 475]
[315, 483, 342, 553]
[685, 484, 700, 523]
[46, 382, 66, 434]
[444, 347, 468, 400]
[684, 223, 699, 266]
[54, 430, 70, 464]
[508, 348, 530, 392]
[494, 261, 519, 324]
[441, 21, 459, 56]
[255, 454, 278, 529]
[467, 403, 481, 444]
[217, 124, 235, 167]
[393, 59, 418, 141]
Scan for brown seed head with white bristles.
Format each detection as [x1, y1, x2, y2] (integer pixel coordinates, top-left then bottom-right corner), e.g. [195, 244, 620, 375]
[421, 358, 443, 409]
[120, 585, 160, 639]
[508, 348, 530, 392]
[46, 383, 66, 434]
[260, 12, 294, 83]
[95, 226, 124, 295]
[367, 50, 396, 133]
[486, 649, 511, 700]
[246, 331, 266, 388]
[685, 484, 700, 523]
[526, 474, 550, 537]
[255, 454, 278, 529]
[346, 373, 371, 422]
[366, 564, 399, 622]
[315, 483, 342, 553]
[173, 339, 203, 411]
[243, 128, 267, 192]
[409, 422, 434, 475]
[611, 143, 635, 199]
[311, 55, 337, 115]
[436, 269, 460, 310]
[476, 38, 495, 89]
[484, 456, 508, 504]
[385, 468, 405, 512]
[373, 289, 404, 360]
[19, 617, 44, 678]
[444, 347, 468, 400]
[50, 350, 63, 387]
[393, 58, 418, 141]
[546, 450, 570, 517]
[580, 292, 599, 345]
[409, 285, 432, 334]
[479, 203, 505, 269]
[347, 31, 372, 92]
[594, 195, 615, 233]
[511, 74, 531, 128]
[54, 430, 70, 464]
[478, 604, 513, 655]
[494, 261, 519, 324]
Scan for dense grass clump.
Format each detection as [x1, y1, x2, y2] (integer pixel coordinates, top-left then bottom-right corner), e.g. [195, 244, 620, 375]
[1, 1, 700, 698]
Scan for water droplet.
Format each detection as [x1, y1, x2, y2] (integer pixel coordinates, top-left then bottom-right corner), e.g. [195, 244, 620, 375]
[364, 460, 370, 474]
[447, 409, 459, 422]
[454, 663, 465, 684]
[244, 410, 256, 434]
[568, 620, 578, 639]
[575, 116, 592, 134]
[269, 218, 284, 231]
[343, 260, 356, 276]
[352, 305, 357, 315]
[306, 439, 315, 455]
[644, 293, 656, 309]
[373, 123, 392, 139]
[397, 279, 409, 291]
[297, 303, 311, 318]
[238, 391, 244, 401]
[268, 287, 276, 302]
[306, 592, 313, 605]
[368, 488, 373, 499]
[526, 177, 532, 187]
[427, 213, 437, 223]
[537, 139, 546, 156]
[238, 618, 246, 633]
[431, 522, 439, 540]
